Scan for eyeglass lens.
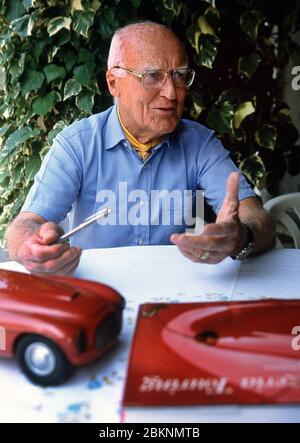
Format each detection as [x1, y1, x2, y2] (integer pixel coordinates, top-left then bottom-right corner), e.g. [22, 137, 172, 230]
[143, 70, 194, 89]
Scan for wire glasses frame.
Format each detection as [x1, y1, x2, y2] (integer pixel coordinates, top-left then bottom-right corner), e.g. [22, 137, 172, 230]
[112, 66, 195, 89]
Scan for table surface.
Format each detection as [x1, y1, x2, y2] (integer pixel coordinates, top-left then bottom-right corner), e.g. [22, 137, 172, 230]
[0, 246, 300, 423]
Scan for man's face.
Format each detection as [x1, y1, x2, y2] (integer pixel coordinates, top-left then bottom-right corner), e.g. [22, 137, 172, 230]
[107, 29, 187, 143]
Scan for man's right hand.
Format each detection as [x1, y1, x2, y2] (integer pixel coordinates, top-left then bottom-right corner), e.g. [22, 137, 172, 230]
[17, 221, 82, 275]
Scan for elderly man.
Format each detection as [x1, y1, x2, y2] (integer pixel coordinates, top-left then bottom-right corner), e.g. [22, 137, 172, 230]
[6, 22, 275, 275]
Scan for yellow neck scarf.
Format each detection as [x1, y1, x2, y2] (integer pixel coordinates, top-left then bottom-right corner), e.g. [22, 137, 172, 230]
[117, 108, 161, 161]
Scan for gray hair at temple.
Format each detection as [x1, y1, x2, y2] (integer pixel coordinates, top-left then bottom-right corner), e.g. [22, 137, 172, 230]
[107, 21, 188, 70]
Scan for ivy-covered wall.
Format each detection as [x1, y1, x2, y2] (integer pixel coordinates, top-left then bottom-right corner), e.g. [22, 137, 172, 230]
[0, 0, 299, 240]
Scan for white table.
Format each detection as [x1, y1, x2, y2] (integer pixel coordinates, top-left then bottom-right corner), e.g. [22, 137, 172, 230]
[0, 246, 300, 423]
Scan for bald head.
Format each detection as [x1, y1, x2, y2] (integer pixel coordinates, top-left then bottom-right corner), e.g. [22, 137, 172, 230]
[107, 21, 187, 70]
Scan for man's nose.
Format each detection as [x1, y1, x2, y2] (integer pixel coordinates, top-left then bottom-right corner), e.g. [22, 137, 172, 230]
[160, 74, 177, 100]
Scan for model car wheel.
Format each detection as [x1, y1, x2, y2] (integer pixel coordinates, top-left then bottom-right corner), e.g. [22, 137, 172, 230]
[16, 335, 73, 386]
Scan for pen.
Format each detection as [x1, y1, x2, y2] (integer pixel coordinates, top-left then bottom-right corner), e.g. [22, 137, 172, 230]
[59, 208, 112, 241]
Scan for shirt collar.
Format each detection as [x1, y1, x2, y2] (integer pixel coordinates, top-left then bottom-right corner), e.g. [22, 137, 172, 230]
[104, 105, 126, 150]
[104, 104, 179, 151]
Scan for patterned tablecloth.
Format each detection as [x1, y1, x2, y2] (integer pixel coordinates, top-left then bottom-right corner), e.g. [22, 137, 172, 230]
[0, 246, 299, 423]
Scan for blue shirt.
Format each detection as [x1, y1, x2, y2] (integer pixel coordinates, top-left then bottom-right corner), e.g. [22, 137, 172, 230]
[22, 105, 255, 248]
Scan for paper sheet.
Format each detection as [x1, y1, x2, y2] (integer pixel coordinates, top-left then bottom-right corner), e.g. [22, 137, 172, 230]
[232, 249, 300, 301]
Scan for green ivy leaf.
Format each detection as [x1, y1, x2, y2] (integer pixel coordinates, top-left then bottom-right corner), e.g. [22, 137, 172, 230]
[196, 34, 219, 69]
[85, 77, 100, 94]
[238, 52, 261, 79]
[0, 66, 6, 89]
[24, 155, 41, 184]
[43, 64, 66, 83]
[72, 10, 94, 38]
[5, 0, 25, 22]
[0, 104, 9, 121]
[92, 0, 101, 12]
[76, 90, 94, 114]
[190, 93, 205, 120]
[0, 125, 11, 137]
[74, 64, 92, 86]
[205, 5, 220, 28]
[98, 6, 119, 40]
[198, 7, 220, 37]
[32, 37, 50, 67]
[10, 14, 34, 37]
[21, 69, 44, 95]
[65, 54, 78, 72]
[78, 48, 95, 68]
[187, 23, 201, 53]
[10, 161, 24, 186]
[198, 15, 216, 36]
[216, 88, 240, 107]
[47, 17, 71, 37]
[163, 0, 182, 17]
[255, 125, 277, 150]
[23, 0, 35, 10]
[12, 83, 22, 101]
[240, 10, 265, 40]
[0, 169, 10, 185]
[7, 189, 27, 216]
[54, 29, 71, 46]
[187, 7, 219, 53]
[0, 41, 14, 65]
[207, 101, 234, 134]
[234, 101, 255, 129]
[47, 121, 67, 143]
[31, 91, 60, 116]
[10, 53, 26, 84]
[6, 126, 39, 153]
[63, 78, 82, 100]
[240, 153, 265, 186]
[71, 0, 84, 11]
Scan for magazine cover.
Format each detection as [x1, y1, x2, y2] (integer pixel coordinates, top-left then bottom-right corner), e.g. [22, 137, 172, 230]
[122, 299, 300, 422]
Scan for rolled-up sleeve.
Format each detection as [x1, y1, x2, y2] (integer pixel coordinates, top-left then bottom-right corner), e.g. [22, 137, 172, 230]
[196, 130, 256, 213]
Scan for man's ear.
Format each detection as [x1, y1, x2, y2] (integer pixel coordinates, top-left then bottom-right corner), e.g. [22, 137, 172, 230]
[106, 70, 120, 98]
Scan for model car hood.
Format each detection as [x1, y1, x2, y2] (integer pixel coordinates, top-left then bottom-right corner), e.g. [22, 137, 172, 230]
[0, 270, 116, 321]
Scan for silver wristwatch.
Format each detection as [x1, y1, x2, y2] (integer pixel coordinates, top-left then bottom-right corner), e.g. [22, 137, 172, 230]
[231, 224, 255, 261]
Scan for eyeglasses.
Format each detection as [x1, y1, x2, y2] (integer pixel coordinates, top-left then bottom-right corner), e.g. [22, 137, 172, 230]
[112, 66, 195, 89]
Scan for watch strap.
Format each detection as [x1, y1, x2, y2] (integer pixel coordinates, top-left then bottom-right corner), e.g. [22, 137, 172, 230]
[231, 224, 255, 261]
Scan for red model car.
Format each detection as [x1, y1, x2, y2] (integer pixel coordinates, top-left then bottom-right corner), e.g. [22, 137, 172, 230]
[0, 269, 125, 386]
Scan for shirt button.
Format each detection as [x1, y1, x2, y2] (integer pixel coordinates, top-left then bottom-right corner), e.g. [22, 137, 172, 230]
[139, 239, 144, 245]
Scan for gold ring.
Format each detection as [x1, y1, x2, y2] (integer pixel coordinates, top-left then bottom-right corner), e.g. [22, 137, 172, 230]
[200, 251, 210, 261]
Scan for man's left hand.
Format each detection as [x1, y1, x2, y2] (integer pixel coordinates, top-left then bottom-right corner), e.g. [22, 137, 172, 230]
[170, 172, 248, 264]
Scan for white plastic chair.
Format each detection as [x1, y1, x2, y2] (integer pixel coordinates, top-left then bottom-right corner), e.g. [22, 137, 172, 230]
[263, 193, 300, 248]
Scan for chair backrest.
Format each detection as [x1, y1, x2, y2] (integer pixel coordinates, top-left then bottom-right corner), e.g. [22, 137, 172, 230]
[263, 193, 300, 248]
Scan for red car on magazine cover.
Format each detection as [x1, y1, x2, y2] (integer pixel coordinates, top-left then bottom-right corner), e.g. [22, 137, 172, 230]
[0, 269, 125, 386]
[123, 299, 300, 415]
